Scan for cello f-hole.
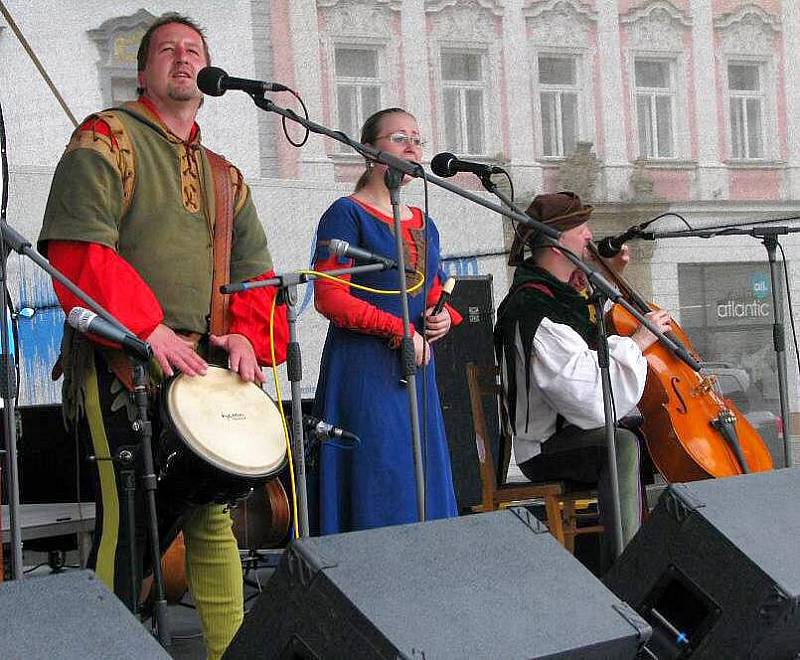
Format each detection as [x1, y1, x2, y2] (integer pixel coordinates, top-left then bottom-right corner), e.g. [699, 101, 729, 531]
[671, 377, 688, 414]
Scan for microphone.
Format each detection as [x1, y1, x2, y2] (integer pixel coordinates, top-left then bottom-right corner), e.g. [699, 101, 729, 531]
[303, 415, 360, 444]
[430, 152, 504, 178]
[328, 238, 397, 270]
[67, 307, 152, 361]
[596, 224, 649, 258]
[196, 66, 290, 97]
[431, 277, 456, 316]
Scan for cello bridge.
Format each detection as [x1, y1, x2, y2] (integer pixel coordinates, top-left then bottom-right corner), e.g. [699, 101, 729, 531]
[693, 376, 717, 397]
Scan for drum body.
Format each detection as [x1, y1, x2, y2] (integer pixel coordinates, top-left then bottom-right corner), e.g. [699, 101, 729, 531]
[158, 366, 286, 507]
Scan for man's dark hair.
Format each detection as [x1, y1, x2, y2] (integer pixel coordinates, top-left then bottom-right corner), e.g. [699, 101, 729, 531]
[136, 13, 211, 95]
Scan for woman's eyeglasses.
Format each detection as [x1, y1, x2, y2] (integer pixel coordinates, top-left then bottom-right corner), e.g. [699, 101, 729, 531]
[376, 133, 427, 147]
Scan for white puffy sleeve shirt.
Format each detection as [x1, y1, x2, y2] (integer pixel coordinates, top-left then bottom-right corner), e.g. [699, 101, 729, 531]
[511, 316, 648, 465]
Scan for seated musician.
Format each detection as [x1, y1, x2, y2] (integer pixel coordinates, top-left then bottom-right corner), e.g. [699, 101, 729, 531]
[37, 14, 287, 659]
[493, 192, 670, 566]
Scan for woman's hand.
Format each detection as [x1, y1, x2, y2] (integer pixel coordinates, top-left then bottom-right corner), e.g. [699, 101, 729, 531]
[424, 306, 452, 343]
[413, 331, 432, 366]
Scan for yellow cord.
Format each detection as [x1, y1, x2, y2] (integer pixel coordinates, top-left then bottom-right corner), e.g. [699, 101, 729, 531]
[301, 269, 425, 295]
[264, 267, 426, 539]
[268, 295, 300, 539]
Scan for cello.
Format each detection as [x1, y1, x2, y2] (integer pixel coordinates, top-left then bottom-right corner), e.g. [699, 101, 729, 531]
[587, 242, 773, 482]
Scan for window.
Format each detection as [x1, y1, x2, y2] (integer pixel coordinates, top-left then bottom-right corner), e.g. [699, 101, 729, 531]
[88, 11, 155, 107]
[728, 62, 764, 160]
[634, 59, 674, 159]
[441, 51, 485, 154]
[334, 47, 381, 151]
[538, 55, 579, 158]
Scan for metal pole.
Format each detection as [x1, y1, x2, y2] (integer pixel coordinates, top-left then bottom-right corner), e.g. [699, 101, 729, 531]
[385, 168, 425, 521]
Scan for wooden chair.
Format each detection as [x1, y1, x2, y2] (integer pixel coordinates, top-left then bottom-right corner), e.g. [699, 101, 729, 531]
[465, 362, 566, 546]
[466, 363, 605, 552]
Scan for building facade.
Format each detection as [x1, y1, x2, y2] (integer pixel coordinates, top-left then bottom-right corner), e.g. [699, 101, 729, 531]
[0, 0, 798, 448]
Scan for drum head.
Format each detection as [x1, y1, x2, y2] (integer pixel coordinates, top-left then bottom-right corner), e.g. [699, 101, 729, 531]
[166, 366, 286, 477]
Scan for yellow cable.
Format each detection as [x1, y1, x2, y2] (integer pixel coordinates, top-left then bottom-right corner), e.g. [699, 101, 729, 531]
[268, 296, 300, 539]
[264, 267, 426, 540]
[301, 269, 425, 295]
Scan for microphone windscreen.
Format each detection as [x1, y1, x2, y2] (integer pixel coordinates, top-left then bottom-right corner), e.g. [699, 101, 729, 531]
[430, 152, 457, 178]
[596, 236, 621, 258]
[196, 66, 227, 96]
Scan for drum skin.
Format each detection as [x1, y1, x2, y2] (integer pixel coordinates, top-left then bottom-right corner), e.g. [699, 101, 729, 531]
[158, 366, 287, 507]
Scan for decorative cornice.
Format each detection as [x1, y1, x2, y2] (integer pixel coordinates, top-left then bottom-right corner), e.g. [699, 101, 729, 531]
[714, 4, 781, 33]
[426, 0, 504, 18]
[522, 0, 596, 22]
[620, 1, 692, 28]
[87, 8, 156, 43]
[318, 0, 402, 10]
[320, 0, 397, 37]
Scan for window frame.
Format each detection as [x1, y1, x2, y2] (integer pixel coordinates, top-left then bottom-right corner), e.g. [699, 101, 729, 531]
[438, 47, 489, 156]
[724, 58, 771, 162]
[328, 40, 387, 151]
[532, 49, 589, 160]
[632, 56, 677, 160]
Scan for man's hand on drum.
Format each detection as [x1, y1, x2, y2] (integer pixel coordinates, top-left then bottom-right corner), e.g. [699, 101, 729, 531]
[147, 323, 208, 378]
[209, 333, 267, 384]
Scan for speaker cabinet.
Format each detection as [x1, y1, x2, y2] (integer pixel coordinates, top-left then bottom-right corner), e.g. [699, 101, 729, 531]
[434, 275, 499, 513]
[0, 570, 169, 658]
[605, 468, 800, 659]
[225, 509, 651, 659]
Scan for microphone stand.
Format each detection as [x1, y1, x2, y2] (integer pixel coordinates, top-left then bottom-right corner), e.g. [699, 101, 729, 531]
[384, 167, 425, 521]
[232, 92, 560, 527]
[480, 176, 622, 556]
[0, 224, 172, 648]
[479, 174, 700, 558]
[641, 224, 799, 468]
[0, 94, 24, 581]
[223, 261, 391, 537]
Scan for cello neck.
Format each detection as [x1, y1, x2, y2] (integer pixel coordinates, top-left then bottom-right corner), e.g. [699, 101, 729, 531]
[585, 242, 650, 314]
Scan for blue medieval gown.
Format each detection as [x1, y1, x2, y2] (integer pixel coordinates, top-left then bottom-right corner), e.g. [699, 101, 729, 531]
[312, 196, 458, 534]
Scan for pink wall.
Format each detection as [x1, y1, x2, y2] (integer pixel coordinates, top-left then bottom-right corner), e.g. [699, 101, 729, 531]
[272, 0, 298, 179]
[651, 170, 691, 201]
[730, 169, 780, 200]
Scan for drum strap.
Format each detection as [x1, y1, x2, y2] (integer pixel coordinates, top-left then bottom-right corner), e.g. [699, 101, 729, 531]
[205, 148, 234, 337]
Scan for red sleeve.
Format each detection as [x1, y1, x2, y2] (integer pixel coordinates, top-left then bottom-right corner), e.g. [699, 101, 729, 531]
[312, 254, 407, 340]
[227, 270, 289, 366]
[425, 275, 464, 326]
[48, 240, 163, 344]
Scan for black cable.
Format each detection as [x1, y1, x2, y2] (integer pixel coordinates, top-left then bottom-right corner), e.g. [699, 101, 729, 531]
[0, 94, 8, 223]
[689, 214, 800, 234]
[777, 242, 800, 384]
[280, 89, 310, 148]
[419, 166, 433, 488]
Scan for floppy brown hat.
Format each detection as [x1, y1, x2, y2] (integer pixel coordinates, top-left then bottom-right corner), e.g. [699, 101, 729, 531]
[508, 191, 593, 265]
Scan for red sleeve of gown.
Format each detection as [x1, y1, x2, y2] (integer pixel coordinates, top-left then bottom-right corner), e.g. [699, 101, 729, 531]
[425, 276, 464, 326]
[312, 253, 408, 340]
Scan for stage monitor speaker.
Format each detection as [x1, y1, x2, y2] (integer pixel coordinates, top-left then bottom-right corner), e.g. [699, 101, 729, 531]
[14, 404, 94, 504]
[605, 467, 800, 659]
[0, 569, 169, 659]
[225, 508, 651, 659]
[434, 275, 499, 513]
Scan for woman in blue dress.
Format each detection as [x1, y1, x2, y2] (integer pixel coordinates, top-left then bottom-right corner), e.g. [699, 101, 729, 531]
[312, 108, 461, 534]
